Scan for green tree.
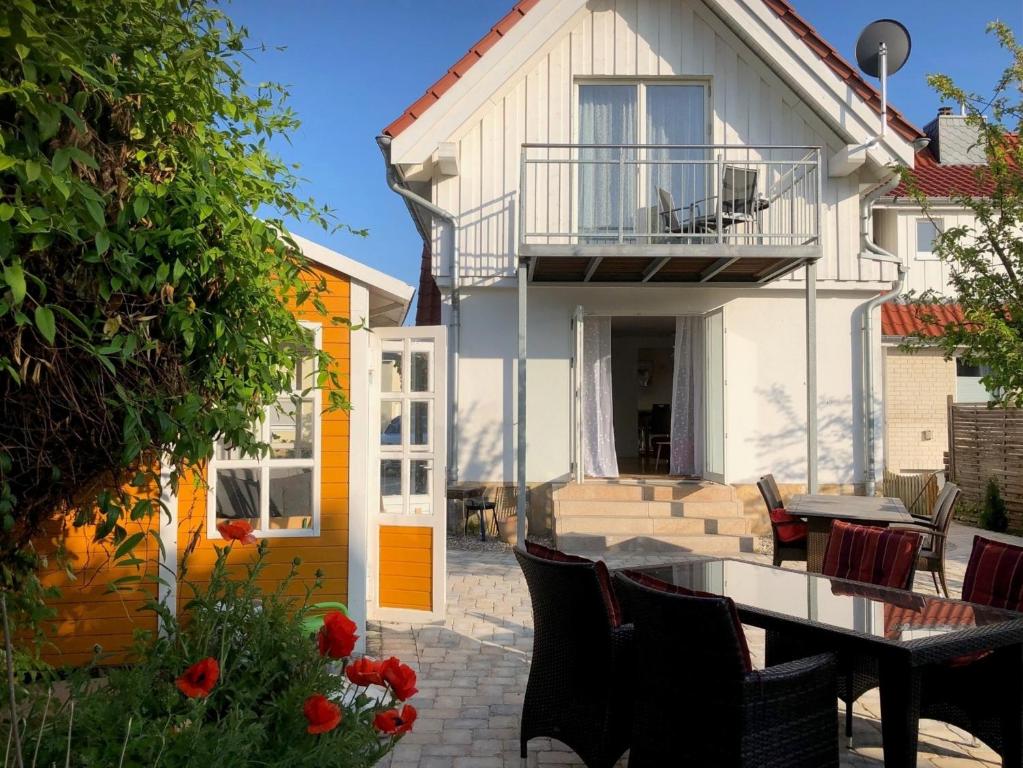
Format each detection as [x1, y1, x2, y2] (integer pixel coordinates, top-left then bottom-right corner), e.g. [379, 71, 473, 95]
[0, 0, 352, 582]
[901, 22, 1023, 405]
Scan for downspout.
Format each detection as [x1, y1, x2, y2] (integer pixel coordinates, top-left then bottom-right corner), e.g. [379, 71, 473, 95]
[859, 173, 906, 497]
[377, 135, 461, 484]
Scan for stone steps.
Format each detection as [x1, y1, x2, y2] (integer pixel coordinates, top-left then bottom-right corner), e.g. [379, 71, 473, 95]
[553, 480, 753, 556]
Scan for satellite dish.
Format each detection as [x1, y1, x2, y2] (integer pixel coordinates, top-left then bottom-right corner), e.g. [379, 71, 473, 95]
[856, 19, 911, 78]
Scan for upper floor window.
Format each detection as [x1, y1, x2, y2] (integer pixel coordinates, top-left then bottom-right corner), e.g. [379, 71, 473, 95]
[916, 218, 943, 259]
[209, 324, 322, 539]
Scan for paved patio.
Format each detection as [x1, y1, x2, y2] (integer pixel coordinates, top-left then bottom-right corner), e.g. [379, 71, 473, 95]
[372, 522, 1019, 767]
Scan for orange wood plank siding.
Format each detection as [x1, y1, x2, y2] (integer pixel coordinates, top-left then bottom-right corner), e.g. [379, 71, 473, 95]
[30, 265, 352, 667]
[177, 266, 351, 612]
[379, 526, 433, 611]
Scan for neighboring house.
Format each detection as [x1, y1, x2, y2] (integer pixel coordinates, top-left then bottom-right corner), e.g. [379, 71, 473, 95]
[35, 238, 449, 667]
[875, 108, 999, 474]
[379, 0, 926, 547]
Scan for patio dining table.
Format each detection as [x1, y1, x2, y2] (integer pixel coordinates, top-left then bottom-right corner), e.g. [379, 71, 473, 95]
[787, 494, 915, 572]
[629, 558, 1023, 767]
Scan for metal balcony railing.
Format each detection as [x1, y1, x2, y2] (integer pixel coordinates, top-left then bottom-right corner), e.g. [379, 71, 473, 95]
[518, 144, 822, 251]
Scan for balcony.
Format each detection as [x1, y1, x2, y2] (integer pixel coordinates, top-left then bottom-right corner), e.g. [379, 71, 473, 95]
[518, 144, 822, 284]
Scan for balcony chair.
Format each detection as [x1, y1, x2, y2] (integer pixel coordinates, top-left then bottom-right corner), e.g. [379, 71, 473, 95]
[768, 520, 923, 747]
[917, 535, 1023, 762]
[614, 570, 838, 768]
[515, 542, 633, 768]
[757, 473, 807, 567]
[658, 165, 769, 238]
[892, 482, 961, 597]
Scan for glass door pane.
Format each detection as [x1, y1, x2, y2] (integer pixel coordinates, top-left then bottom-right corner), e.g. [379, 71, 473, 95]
[646, 85, 707, 238]
[578, 84, 637, 242]
[704, 308, 725, 481]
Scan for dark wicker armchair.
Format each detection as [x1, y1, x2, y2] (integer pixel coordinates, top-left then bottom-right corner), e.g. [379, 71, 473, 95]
[918, 535, 1023, 761]
[514, 546, 633, 768]
[613, 571, 838, 768]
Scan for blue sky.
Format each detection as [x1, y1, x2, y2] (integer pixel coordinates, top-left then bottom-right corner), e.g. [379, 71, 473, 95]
[226, 0, 1022, 290]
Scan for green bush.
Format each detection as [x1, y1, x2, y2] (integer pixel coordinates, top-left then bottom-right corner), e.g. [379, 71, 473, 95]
[980, 477, 1010, 532]
[14, 536, 416, 767]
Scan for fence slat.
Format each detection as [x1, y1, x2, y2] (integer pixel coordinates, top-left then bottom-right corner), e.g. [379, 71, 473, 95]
[948, 399, 1023, 527]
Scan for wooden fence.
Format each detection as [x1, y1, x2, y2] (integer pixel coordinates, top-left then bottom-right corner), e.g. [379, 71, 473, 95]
[947, 395, 1023, 526]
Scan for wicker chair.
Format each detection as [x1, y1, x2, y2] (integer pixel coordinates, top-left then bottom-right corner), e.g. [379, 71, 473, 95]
[614, 571, 838, 768]
[514, 546, 633, 768]
[769, 521, 922, 747]
[918, 535, 1023, 760]
[893, 482, 961, 597]
[757, 474, 807, 567]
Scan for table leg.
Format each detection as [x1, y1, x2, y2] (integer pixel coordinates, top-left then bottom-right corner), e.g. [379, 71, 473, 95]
[996, 644, 1023, 767]
[878, 659, 921, 768]
[806, 518, 831, 573]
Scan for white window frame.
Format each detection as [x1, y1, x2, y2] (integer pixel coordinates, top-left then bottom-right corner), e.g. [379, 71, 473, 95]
[915, 217, 944, 260]
[207, 322, 323, 539]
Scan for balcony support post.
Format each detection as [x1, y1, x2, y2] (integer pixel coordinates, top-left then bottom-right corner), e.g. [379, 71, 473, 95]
[805, 260, 819, 494]
[516, 258, 529, 545]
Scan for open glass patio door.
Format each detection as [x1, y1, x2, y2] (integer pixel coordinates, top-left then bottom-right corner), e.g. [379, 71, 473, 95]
[369, 326, 447, 622]
[572, 306, 584, 483]
[703, 308, 725, 483]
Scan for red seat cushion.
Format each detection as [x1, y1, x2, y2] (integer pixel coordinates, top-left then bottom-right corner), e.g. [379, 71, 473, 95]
[524, 541, 622, 627]
[821, 520, 921, 590]
[621, 570, 752, 673]
[769, 507, 808, 544]
[962, 535, 1023, 611]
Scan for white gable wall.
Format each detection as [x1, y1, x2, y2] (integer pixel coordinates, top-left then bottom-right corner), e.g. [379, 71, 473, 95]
[426, 0, 891, 287]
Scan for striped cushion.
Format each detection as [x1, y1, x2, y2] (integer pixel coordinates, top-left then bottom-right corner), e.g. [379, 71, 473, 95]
[525, 541, 622, 627]
[962, 536, 1023, 611]
[821, 520, 922, 590]
[769, 507, 807, 544]
[621, 570, 752, 673]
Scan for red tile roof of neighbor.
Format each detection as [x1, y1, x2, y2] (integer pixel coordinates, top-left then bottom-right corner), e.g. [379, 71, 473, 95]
[382, 0, 924, 142]
[889, 138, 1019, 199]
[881, 302, 966, 339]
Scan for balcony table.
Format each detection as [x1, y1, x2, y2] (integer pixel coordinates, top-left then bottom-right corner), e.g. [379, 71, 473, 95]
[628, 558, 1023, 768]
[786, 494, 915, 573]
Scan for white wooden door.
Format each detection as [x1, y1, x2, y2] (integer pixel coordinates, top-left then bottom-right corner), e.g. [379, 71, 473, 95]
[703, 308, 726, 483]
[369, 326, 447, 622]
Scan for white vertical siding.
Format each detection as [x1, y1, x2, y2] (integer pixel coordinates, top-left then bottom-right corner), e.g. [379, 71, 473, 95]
[432, 0, 874, 285]
[875, 207, 972, 297]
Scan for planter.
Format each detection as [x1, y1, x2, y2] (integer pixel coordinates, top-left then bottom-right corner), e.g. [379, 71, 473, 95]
[498, 514, 518, 546]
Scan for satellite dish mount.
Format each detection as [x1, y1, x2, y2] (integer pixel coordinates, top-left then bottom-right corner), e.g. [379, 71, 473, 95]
[855, 19, 911, 139]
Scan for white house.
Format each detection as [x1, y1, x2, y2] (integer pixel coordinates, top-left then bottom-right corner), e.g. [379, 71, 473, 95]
[378, 0, 927, 549]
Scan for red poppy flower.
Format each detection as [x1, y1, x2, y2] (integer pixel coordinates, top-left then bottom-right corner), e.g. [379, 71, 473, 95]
[346, 657, 386, 687]
[317, 610, 358, 659]
[381, 657, 418, 701]
[216, 520, 256, 544]
[175, 657, 220, 698]
[373, 704, 417, 735]
[304, 694, 342, 735]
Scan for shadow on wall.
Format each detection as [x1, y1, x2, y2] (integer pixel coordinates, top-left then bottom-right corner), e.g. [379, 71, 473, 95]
[455, 192, 517, 278]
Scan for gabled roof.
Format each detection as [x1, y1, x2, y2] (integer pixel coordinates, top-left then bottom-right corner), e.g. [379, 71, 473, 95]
[881, 301, 965, 339]
[288, 233, 415, 327]
[382, 0, 922, 143]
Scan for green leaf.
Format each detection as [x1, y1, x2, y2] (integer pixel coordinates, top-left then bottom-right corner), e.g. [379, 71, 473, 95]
[51, 147, 70, 175]
[133, 197, 149, 219]
[83, 197, 105, 228]
[25, 160, 40, 182]
[34, 305, 56, 344]
[114, 532, 146, 560]
[0, 204, 13, 222]
[0, 155, 14, 172]
[3, 265, 26, 304]
[96, 230, 110, 255]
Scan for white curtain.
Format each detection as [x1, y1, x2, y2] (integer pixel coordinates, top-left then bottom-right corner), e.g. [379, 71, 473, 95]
[671, 316, 705, 477]
[579, 85, 637, 238]
[583, 317, 619, 478]
[646, 85, 707, 220]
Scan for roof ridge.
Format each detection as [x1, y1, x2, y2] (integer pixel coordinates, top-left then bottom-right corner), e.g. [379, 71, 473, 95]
[382, 0, 924, 142]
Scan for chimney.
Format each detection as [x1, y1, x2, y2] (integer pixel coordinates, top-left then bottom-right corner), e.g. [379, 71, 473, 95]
[923, 106, 986, 164]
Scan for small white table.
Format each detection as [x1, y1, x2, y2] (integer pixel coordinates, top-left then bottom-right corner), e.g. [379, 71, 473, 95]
[787, 494, 915, 572]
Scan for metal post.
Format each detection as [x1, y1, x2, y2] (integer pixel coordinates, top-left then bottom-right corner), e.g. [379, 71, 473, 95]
[716, 154, 724, 243]
[879, 42, 888, 139]
[516, 260, 528, 545]
[806, 261, 819, 493]
[618, 147, 625, 244]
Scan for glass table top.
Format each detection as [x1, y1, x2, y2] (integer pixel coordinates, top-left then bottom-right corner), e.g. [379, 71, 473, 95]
[631, 559, 1023, 643]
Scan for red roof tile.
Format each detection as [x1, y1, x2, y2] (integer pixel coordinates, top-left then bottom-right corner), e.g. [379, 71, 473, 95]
[888, 142, 1020, 199]
[881, 302, 966, 339]
[382, 0, 924, 142]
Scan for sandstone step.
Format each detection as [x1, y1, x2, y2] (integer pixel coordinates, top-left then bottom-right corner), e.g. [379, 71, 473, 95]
[555, 499, 744, 519]
[555, 515, 750, 537]
[553, 481, 736, 503]
[557, 532, 754, 556]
